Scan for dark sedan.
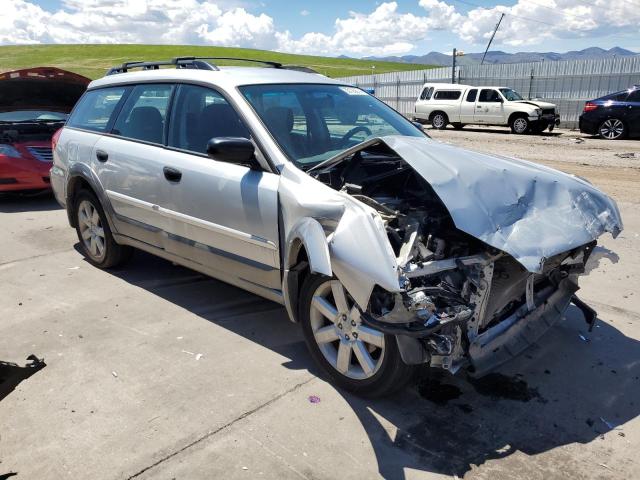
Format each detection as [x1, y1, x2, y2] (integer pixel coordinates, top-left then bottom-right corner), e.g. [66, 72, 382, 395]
[579, 85, 640, 140]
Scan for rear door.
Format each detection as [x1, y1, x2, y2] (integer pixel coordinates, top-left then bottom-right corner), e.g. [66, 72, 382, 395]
[460, 88, 477, 123]
[475, 89, 504, 124]
[93, 83, 174, 248]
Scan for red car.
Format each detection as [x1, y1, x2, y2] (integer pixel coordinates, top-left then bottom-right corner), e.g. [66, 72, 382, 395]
[0, 67, 89, 193]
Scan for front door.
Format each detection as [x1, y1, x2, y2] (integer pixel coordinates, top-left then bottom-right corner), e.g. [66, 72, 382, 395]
[475, 89, 505, 124]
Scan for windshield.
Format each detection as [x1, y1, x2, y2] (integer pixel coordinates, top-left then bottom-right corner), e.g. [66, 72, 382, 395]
[0, 110, 68, 123]
[240, 84, 424, 169]
[499, 88, 524, 101]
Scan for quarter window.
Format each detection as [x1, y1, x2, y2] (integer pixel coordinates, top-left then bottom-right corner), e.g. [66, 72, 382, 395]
[478, 89, 502, 102]
[420, 87, 434, 100]
[627, 90, 640, 102]
[112, 84, 173, 144]
[466, 89, 477, 102]
[67, 87, 129, 132]
[433, 90, 462, 100]
[168, 84, 250, 155]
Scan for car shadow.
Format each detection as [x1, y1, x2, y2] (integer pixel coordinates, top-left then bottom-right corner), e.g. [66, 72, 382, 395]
[430, 126, 564, 137]
[0, 355, 46, 403]
[0, 192, 60, 213]
[102, 249, 640, 478]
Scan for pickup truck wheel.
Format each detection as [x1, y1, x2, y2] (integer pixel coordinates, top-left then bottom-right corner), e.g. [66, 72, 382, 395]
[430, 112, 448, 129]
[74, 189, 132, 268]
[299, 274, 415, 397]
[510, 115, 530, 134]
[598, 118, 626, 140]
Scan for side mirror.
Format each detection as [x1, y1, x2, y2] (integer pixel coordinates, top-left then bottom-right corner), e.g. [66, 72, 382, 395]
[207, 137, 260, 170]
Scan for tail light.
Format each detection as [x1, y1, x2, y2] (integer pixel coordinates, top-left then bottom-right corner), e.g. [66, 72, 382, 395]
[51, 127, 63, 151]
[583, 102, 598, 112]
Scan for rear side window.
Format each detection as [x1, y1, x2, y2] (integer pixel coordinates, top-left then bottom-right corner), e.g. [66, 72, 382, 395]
[419, 87, 434, 100]
[433, 90, 461, 100]
[168, 84, 250, 155]
[112, 84, 173, 144]
[466, 89, 477, 102]
[626, 90, 640, 102]
[603, 91, 629, 102]
[479, 89, 502, 102]
[67, 87, 128, 132]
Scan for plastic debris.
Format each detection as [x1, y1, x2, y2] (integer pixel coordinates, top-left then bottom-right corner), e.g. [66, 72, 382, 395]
[195, 353, 203, 361]
[181, 350, 195, 356]
[111, 371, 118, 378]
[578, 334, 590, 342]
[242, 466, 248, 470]
[308, 395, 321, 404]
[68, 266, 80, 270]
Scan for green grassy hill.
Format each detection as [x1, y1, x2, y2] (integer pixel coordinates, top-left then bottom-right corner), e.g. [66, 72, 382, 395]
[0, 44, 431, 79]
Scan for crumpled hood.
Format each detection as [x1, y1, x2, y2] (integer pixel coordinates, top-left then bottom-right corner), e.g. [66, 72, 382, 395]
[382, 135, 622, 273]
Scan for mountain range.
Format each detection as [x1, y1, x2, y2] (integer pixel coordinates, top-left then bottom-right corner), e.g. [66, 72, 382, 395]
[362, 47, 638, 66]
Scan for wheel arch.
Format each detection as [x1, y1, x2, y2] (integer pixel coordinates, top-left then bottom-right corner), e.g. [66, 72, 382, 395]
[507, 111, 529, 125]
[282, 217, 333, 323]
[65, 165, 117, 233]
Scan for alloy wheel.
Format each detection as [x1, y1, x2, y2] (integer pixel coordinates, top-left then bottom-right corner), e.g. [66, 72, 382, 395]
[309, 280, 385, 380]
[599, 119, 624, 139]
[513, 117, 528, 134]
[78, 199, 106, 261]
[432, 114, 445, 128]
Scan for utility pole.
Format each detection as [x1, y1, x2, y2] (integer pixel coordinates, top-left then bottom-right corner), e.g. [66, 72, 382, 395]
[481, 13, 505, 65]
[452, 48, 464, 84]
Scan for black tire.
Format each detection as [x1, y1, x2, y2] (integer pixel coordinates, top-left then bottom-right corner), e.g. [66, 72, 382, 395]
[598, 118, 626, 140]
[509, 115, 530, 134]
[452, 123, 464, 130]
[73, 189, 132, 269]
[299, 274, 416, 397]
[430, 112, 448, 130]
[530, 123, 547, 135]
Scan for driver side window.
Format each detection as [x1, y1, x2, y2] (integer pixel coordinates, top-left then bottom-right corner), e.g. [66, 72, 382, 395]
[479, 89, 501, 103]
[168, 84, 250, 155]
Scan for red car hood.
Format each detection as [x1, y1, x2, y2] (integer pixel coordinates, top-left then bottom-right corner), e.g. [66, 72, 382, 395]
[0, 67, 90, 113]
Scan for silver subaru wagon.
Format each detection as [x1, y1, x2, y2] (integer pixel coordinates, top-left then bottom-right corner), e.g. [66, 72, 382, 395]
[51, 57, 622, 397]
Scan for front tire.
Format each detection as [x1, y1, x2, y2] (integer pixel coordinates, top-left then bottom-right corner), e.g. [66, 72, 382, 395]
[598, 118, 626, 140]
[510, 115, 530, 134]
[299, 274, 415, 397]
[430, 112, 448, 130]
[74, 189, 132, 268]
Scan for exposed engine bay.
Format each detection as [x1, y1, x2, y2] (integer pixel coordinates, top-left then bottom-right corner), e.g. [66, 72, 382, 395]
[311, 142, 598, 375]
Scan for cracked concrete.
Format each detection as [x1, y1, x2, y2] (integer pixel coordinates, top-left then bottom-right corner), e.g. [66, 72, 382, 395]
[1, 127, 639, 479]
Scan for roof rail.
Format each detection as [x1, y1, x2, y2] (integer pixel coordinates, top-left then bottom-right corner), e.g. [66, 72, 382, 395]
[105, 56, 318, 76]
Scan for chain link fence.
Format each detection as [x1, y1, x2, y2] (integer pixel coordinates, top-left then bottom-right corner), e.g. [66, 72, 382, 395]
[338, 56, 640, 128]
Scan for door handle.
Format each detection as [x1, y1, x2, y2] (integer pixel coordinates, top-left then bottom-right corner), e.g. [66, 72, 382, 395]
[163, 166, 182, 182]
[96, 150, 108, 162]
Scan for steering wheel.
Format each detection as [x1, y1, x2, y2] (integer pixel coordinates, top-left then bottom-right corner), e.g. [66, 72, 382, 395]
[339, 126, 372, 147]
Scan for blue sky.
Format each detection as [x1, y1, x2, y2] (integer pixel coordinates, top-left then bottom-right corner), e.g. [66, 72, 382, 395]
[5, 1, 639, 56]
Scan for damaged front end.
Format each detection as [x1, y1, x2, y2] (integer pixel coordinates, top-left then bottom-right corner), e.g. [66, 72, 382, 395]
[307, 136, 621, 376]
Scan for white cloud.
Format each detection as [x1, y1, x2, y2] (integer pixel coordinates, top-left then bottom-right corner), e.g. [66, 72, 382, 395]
[300, 9, 310, 17]
[0, 0, 638, 55]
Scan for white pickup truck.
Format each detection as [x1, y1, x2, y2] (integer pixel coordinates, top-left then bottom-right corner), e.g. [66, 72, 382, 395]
[413, 83, 560, 134]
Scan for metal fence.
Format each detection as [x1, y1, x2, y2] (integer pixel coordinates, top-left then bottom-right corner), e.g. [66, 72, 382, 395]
[338, 56, 640, 128]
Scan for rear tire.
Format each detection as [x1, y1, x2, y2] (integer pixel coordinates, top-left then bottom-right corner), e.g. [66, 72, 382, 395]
[598, 118, 626, 140]
[430, 112, 448, 130]
[74, 189, 132, 269]
[510, 115, 530, 134]
[299, 274, 415, 397]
